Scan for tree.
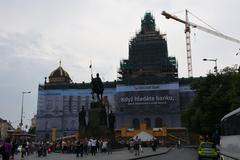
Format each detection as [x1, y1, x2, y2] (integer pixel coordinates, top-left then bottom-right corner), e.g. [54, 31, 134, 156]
[183, 66, 240, 136]
[28, 126, 36, 135]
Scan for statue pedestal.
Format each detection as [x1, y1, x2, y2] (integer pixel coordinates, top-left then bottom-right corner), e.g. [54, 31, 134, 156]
[86, 102, 113, 138]
[88, 102, 106, 127]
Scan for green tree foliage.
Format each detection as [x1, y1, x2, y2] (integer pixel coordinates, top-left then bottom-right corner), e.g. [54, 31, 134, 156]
[183, 66, 240, 135]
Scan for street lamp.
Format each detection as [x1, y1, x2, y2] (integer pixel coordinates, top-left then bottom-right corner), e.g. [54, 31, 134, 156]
[203, 58, 218, 73]
[19, 91, 31, 130]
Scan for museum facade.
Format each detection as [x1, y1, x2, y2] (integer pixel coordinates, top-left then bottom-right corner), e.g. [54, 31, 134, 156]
[36, 12, 195, 141]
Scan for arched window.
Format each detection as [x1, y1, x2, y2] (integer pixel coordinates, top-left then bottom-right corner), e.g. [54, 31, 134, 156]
[69, 96, 72, 113]
[144, 118, 151, 128]
[132, 118, 140, 129]
[155, 117, 163, 128]
[71, 120, 76, 130]
[63, 120, 68, 130]
[45, 121, 50, 130]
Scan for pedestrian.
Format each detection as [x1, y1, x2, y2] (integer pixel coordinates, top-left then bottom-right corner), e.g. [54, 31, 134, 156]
[83, 138, 88, 155]
[42, 142, 47, 157]
[107, 139, 112, 154]
[138, 138, 143, 155]
[75, 140, 80, 157]
[102, 139, 107, 153]
[80, 140, 84, 157]
[91, 138, 97, 156]
[129, 139, 134, 153]
[11, 140, 16, 159]
[21, 141, 26, 158]
[87, 138, 92, 155]
[96, 139, 100, 153]
[177, 139, 181, 149]
[151, 138, 157, 151]
[1, 138, 13, 160]
[62, 140, 67, 153]
[134, 136, 140, 156]
[25, 141, 29, 156]
[98, 139, 103, 153]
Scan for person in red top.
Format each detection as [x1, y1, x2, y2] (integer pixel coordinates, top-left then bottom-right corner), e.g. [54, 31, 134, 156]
[1, 138, 13, 160]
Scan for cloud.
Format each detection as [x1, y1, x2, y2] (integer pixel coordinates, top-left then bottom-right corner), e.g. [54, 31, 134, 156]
[0, 0, 240, 127]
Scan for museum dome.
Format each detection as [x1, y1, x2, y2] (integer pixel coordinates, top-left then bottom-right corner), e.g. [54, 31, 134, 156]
[48, 62, 72, 84]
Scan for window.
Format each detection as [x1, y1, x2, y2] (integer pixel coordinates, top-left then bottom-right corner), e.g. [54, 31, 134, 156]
[133, 118, 140, 129]
[155, 117, 163, 128]
[221, 113, 240, 136]
[69, 96, 72, 112]
[144, 118, 151, 128]
[71, 120, 76, 130]
[45, 121, 50, 130]
[63, 120, 68, 130]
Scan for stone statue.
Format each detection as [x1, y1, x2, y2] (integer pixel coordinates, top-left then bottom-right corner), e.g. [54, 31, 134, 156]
[108, 110, 115, 131]
[100, 108, 107, 125]
[79, 106, 86, 128]
[91, 73, 104, 101]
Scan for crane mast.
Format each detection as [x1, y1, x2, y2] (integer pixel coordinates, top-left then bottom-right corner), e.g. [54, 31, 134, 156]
[162, 10, 240, 77]
[185, 10, 193, 77]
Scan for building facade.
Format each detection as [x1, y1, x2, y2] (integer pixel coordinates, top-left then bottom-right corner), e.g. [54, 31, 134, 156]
[36, 12, 195, 141]
[0, 118, 14, 140]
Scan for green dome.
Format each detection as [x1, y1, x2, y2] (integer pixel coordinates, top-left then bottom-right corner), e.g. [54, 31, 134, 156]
[49, 66, 72, 83]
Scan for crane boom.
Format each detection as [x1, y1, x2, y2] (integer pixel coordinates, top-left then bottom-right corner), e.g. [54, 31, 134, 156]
[162, 10, 240, 77]
[194, 25, 240, 44]
[162, 11, 240, 44]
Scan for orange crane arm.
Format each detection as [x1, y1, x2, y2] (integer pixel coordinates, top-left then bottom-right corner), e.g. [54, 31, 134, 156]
[162, 11, 240, 44]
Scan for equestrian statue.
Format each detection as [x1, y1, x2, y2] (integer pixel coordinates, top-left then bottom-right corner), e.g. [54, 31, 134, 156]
[91, 73, 104, 101]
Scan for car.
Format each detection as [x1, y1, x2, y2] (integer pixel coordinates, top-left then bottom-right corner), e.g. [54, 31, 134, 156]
[198, 142, 219, 160]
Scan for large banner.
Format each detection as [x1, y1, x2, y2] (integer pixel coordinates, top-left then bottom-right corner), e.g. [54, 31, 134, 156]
[119, 90, 176, 106]
[115, 83, 180, 113]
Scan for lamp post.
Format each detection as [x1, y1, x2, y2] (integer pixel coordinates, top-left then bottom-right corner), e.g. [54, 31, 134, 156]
[19, 91, 31, 130]
[203, 58, 218, 73]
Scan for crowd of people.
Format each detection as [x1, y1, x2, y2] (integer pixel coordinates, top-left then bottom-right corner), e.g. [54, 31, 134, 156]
[0, 137, 113, 159]
[0, 136, 165, 159]
[0, 137, 39, 160]
[53, 137, 113, 158]
[127, 137, 160, 156]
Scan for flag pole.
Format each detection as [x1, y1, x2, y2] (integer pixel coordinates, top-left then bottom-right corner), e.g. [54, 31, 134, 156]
[90, 60, 93, 79]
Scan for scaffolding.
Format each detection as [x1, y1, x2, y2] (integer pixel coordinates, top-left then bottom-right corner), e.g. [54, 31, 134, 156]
[118, 12, 178, 84]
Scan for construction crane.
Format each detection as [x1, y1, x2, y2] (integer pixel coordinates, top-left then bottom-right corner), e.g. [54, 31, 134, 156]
[162, 10, 240, 77]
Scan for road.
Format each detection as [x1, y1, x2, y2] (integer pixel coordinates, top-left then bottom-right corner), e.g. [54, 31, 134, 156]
[142, 148, 198, 160]
[12, 147, 170, 160]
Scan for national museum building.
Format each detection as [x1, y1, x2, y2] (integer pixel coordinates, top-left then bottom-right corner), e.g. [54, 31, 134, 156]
[36, 13, 195, 140]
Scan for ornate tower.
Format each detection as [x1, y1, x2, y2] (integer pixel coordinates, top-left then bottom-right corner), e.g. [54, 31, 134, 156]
[118, 12, 178, 84]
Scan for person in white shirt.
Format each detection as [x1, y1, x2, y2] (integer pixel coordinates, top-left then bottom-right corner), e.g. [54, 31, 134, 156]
[102, 140, 108, 152]
[87, 139, 92, 154]
[91, 138, 97, 156]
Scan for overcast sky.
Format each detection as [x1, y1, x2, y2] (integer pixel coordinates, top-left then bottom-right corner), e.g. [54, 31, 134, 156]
[0, 0, 239, 128]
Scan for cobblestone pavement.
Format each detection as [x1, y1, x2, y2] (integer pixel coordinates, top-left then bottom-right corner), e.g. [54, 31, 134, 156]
[13, 147, 170, 160]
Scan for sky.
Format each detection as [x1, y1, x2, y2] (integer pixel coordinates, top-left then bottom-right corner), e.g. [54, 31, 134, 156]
[0, 0, 239, 128]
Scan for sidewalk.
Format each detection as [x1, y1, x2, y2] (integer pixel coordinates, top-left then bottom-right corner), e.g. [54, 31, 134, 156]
[13, 147, 171, 160]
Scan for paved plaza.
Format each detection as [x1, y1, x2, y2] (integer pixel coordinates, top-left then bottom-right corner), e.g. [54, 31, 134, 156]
[12, 147, 170, 160]
[142, 148, 198, 160]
